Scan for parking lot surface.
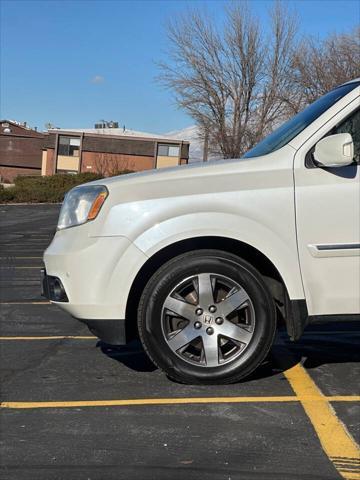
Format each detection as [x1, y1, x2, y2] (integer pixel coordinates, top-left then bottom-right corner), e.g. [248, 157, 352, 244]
[0, 204, 359, 480]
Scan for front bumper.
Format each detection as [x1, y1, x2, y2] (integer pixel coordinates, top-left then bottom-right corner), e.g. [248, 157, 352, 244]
[41, 267, 126, 345]
[42, 227, 148, 345]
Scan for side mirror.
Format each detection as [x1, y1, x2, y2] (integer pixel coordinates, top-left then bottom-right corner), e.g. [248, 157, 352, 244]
[314, 133, 354, 168]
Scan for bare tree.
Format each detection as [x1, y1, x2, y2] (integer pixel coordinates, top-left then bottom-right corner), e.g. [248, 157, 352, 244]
[290, 28, 360, 109]
[158, 2, 298, 158]
[94, 153, 135, 177]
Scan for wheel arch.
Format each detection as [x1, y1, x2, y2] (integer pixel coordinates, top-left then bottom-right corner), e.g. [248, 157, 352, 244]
[125, 236, 302, 341]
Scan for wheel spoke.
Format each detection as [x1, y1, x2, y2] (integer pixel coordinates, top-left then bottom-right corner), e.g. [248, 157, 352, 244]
[163, 296, 196, 321]
[167, 324, 199, 351]
[197, 273, 214, 307]
[218, 289, 249, 317]
[202, 334, 219, 367]
[217, 318, 253, 345]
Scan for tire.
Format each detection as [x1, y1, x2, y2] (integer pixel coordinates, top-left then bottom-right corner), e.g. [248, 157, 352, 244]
[137, 249, 276, 384]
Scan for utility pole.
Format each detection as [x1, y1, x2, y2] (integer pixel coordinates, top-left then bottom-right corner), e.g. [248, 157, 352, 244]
[203, 129, 209, 162]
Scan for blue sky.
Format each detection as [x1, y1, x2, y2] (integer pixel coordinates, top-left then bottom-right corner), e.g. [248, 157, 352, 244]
[1, 0, 359, 133]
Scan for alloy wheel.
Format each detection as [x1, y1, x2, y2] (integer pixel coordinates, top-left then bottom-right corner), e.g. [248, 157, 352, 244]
[161, 273, 256, 367]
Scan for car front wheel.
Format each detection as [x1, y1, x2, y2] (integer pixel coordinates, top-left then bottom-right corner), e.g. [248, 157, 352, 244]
[137, 249, 276, 384]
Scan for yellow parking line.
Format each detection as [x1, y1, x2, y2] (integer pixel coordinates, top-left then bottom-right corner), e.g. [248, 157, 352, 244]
[303, 331, 360, 336]
[0, 256, 42, 259]
[0, 395, 359, 410]
[284, 363, 360, 480]
[0, 335, 95, 340]
[329, 396, 360, 402]
[0, 396, 303, 409]
[0, 301, 50, 305]
[0, 266, 40, 269]
[0, 244, 47, 247]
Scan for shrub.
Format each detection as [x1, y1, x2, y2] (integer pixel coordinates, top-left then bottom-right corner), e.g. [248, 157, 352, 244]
[111, 169, 135, 177]
[1, 172, 102, 203]
[12, 173, 104, 203]
[0, 185, 16, 203]
[0, 170, 136, 204]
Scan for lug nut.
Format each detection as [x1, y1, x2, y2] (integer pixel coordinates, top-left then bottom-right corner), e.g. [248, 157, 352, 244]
[195, 308, 203, 316]
[215, 317, 223, 325]
[206, 327, 214, 335]
[194, 321, 202, 329]
[209, 305, 217, 313]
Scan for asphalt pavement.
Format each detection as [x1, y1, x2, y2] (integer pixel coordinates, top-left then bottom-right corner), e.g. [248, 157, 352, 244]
[0, 204, 359, 480]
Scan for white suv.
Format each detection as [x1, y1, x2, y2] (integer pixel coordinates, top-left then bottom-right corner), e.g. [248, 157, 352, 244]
[43, 79, 360, 384]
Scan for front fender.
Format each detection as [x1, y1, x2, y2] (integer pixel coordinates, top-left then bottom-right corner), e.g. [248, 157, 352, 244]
[130, 211, 304, 300]
[97, 187, 305, 308]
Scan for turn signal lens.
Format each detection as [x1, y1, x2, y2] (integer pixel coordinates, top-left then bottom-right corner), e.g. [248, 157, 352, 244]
[87, 191, 108, 220]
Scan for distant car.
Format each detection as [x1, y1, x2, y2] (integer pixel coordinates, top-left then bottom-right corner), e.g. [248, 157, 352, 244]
[43, 79, 360, 384]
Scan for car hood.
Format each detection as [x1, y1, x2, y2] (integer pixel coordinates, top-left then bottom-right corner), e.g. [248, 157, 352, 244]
[92, 156, 250, 186]
[87, 144, 295, 204]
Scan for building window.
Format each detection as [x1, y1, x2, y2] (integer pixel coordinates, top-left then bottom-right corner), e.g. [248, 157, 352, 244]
[58, 136, 80, 156]
[157, 144, 180, 157]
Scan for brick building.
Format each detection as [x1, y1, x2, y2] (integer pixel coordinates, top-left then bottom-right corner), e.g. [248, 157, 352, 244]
[0, 120, 44, 182]
[42, 127, 189, 176]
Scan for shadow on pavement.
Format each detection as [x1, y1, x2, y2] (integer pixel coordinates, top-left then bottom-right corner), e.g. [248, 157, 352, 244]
[98, 340, 158, 373]
[278, 321, 360, 370]
[98, 322, 360, 383]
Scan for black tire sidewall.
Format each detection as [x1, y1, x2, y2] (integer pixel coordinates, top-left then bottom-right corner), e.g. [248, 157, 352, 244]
[138, 250, 276, 384]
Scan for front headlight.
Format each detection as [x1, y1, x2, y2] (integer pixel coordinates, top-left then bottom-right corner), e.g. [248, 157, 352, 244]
[57, 185, 109, 230]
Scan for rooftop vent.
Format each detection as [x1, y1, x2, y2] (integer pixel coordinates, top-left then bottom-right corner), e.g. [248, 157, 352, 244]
[94, 121, 119, 129]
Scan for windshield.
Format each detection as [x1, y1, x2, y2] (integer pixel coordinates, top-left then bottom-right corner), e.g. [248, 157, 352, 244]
[244, 81, 360, 158]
